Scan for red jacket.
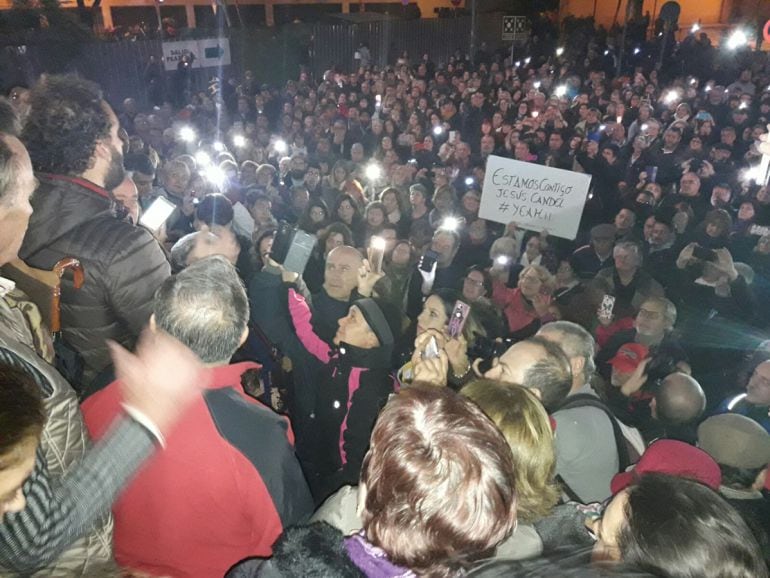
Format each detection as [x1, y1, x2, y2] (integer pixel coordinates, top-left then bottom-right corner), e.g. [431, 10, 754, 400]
[492, 282, 554, 334]
[82, 362, 313, 578]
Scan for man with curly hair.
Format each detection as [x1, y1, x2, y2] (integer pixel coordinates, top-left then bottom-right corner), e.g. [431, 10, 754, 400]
[18, 75, 170, 395]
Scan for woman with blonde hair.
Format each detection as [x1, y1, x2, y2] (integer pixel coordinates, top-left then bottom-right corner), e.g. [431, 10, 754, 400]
[461, 379, 559, 560]
[491, 263, 556, 339]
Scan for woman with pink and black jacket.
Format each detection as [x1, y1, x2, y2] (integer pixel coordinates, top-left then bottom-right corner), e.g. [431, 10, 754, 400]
[282, 279, 402, 503]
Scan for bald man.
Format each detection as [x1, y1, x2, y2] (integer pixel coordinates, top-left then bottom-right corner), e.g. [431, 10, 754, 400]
[312, 245, 364, 344]
[648, 373, 706, 444]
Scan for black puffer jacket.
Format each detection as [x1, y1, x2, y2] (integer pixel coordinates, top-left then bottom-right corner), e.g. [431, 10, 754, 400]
[19, 175, 170, 390]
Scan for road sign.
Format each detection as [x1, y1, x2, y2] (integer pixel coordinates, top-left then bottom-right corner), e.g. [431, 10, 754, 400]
[502, 16, 529, 42]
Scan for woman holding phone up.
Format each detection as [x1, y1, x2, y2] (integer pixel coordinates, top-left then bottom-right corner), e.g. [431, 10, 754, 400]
[396, 288, 484, 389]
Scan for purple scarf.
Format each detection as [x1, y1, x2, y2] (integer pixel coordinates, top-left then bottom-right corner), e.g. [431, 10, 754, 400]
[344, 532, 416, 578]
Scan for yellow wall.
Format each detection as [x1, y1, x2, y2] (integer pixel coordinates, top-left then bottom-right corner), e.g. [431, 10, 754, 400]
[559, 0, 727, 29]
[416, 0, 465, 18]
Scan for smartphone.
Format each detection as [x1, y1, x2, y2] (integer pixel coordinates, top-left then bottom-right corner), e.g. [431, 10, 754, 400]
[692, 245, 717, 262]
[423, 336, 440, 359]
[269, 221, 295, 264]
[368, 236, 386, 274]
[599, 294, 616, 321]
[449, 130, 458, 143]
[139, 197, 176, 231]
[419, 250, 439, 273]
[448, 301, 471, 339]
[646, 165, 658, 184]
[283, 229, 317, 274]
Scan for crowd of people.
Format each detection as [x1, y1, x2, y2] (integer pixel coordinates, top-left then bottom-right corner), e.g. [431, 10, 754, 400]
[1, 17, 770, 577]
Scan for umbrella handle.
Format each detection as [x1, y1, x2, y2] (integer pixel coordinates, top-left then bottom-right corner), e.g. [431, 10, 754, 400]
[51, 258, 84, 335]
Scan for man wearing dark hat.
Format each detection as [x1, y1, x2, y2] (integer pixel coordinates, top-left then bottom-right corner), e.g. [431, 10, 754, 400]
[283, 279, 402, 502]
[570, 224, 616, 279]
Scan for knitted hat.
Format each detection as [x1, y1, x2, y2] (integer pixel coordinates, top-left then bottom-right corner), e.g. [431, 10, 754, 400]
[354, 297, 402, 348]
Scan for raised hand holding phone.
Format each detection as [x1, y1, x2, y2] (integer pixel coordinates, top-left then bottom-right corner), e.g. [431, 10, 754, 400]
[357, 258, 384, 297]
[139, 197, 176, 232]
[597, 294, 615, 326]
[367, 236, 386, 274]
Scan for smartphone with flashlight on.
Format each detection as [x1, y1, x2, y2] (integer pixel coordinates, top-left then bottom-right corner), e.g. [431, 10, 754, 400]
[448, 301, 471, 339]
[419, 250, 439, 273]
[139, 197, 176, 232]
[368, 236, 386, 274]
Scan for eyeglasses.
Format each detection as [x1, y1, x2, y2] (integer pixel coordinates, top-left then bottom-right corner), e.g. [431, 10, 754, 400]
[637, 308, 663, 320]
[464, 276, 484, 288]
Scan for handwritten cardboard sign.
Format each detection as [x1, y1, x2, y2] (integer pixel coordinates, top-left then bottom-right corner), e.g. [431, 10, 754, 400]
[479, 155, 592, 240]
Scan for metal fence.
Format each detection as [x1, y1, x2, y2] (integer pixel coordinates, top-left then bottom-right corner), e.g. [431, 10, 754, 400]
[310, 13, 505, 74]
[0, 13, 507, 108]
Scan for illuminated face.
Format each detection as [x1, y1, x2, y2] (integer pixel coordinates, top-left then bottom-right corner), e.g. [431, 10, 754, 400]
[588, 490, 628, 563]
[635, 301, 669, 337]
[747, 361, 770, 406]
[382, 192, 399, 214]
[484, 341, 544, 384]
[324, 248, 360, 300]
[519, 267, 545, 299]
[650, 223, 672, 247]
[309, 206, 326, 223]
[613, 248, 638, 274]
[430, 231, 458, 267]
[337, 200, 355, 224]
[324, 232, 344, 256]
[556, 260, 575, 284]
[334, 305, 378, 349]
[462, 193, 481, 215]
[462, 270, 486, 302]
[416, 295, 448, 335]
[366, 207, 385, 228]
[738, 202, 755, 221]
[679, 174, 699, 197]
[614, 209, 635, 231]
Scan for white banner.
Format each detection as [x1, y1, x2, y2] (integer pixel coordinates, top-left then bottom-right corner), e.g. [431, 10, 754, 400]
[479, 155, 592, 240]
[162, 38, 231, 72]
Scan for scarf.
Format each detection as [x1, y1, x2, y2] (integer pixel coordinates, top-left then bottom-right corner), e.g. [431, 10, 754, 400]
[344, 532, 415, 578]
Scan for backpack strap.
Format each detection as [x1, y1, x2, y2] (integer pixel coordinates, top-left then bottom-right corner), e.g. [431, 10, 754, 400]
[557, 393, 632, 471]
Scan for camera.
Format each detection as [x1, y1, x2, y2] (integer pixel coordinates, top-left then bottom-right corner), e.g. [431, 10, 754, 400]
[468, 333, 497, 360]
[468, 333, 513, 375]
[644, 346, 682, 389]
